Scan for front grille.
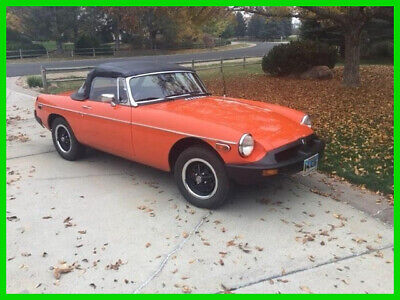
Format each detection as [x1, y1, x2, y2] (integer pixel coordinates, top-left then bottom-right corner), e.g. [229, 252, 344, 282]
[274, 135, 316, 163]
[275, 145, 301, 162]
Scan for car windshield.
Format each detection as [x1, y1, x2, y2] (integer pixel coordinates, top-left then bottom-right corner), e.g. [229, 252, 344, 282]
[129, 72, 208, 103]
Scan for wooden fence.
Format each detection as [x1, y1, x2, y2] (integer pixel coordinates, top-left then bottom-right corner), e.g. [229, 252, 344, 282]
[40, 56, 263, 90]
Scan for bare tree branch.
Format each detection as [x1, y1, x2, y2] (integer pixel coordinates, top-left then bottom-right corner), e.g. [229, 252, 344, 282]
[366, 6, 394, 22]
[231, 6, 299, 19]
[299, 6, 346, 24]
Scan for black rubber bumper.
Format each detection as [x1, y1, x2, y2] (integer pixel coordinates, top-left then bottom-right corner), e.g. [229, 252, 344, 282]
[34, 110, 43, 127]
[226, 134, 325, 184]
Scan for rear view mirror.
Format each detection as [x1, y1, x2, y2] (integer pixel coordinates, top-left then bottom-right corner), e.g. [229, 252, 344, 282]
[100, 94, 116, 107]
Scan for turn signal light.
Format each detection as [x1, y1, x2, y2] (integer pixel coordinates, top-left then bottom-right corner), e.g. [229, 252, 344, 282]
[215, 143, 231, 152]
[262, 169, 278, 176]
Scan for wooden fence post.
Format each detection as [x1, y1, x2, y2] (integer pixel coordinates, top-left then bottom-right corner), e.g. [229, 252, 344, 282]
[220, 59, 226, 96]
[41, 66, 48, 90]
[191, 59, 195, 69]
[243, 56, 246, 68]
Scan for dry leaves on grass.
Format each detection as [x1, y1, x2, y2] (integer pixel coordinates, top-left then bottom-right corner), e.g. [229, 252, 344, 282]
[204, 65, 394, 197]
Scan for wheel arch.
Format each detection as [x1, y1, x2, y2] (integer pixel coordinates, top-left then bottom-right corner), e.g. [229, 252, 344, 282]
[168, 137, 224, 172]
[47, 114, 66, 129]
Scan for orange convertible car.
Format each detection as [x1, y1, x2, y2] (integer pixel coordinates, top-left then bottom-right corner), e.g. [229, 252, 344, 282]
[35, 61, 324, 208]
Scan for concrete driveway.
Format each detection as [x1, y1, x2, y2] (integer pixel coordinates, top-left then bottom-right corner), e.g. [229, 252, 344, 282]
[6, 78, 393, 294]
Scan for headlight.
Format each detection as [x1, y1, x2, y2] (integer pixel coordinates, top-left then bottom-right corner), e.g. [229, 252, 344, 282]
[238, 133, 254, 157]
[301, 115, 312, 127]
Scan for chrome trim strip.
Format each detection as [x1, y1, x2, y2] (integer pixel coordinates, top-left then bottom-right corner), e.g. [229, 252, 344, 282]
[38, 102, 237, 145]
[40, 103, 131, 124]
[126, 77, 137, 107]
[116, 77, 121, 102]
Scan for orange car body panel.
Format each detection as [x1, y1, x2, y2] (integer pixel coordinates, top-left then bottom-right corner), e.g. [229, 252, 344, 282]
[35, 94, 313, 171]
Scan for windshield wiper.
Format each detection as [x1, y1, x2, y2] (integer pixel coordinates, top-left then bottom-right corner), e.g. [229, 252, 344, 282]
[165, 93, 191, 99]
[187, 91, 211, 96]
[137, 96, 162, 102]
[137, 93, 197, 103]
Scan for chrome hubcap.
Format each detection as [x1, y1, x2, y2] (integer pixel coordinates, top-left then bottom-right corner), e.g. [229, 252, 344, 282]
[55, 124, 72, 153]
[182, 158, 218, 200]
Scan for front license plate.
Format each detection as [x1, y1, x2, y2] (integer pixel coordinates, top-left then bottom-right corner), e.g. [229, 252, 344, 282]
[303, 154, 319, 175]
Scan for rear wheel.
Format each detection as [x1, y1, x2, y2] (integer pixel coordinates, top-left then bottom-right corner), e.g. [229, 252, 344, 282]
[51, 117, 85, 161]
[174, 146, 230, 209]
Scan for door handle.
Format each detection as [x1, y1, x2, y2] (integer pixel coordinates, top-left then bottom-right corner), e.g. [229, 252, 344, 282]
[82, 105, 92, 110]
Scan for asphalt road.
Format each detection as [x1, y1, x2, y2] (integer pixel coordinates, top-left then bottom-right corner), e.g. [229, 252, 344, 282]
[6, 42, 276, 77]
[6, 78, 394, 293]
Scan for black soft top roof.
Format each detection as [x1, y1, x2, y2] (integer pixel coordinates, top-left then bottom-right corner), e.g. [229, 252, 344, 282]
[71, 60, 194, 100]
[93, 60, 193, 77]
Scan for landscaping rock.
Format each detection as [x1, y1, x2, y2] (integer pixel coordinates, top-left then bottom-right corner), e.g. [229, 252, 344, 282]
[300, 66, 334, 80]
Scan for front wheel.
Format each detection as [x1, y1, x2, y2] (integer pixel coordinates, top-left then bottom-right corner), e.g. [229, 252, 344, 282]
[174, 146, 230, 209]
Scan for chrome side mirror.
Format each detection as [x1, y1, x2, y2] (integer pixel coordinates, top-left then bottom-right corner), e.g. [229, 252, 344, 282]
[100, 94, 116, 107]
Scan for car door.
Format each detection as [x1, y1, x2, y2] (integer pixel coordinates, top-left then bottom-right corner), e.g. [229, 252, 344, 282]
[79, 76, 134, 160]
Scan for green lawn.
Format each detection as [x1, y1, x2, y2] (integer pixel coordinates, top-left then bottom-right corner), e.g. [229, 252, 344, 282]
[33, 41, 75, 51]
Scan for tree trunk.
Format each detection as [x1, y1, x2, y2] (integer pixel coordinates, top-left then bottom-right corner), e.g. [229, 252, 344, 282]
[56, 39, 63, 53]
[52, 7, 63, 54]
[115, 33, 120, 51]
[72, 8, 79, 44]
[343, 27, 362, 87]
[114, 18, 120, 51]
[150, 31, 157, 49]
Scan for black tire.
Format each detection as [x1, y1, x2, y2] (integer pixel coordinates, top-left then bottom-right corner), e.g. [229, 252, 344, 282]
[51, 117, 85, 161]
[174, 146, 230, 209]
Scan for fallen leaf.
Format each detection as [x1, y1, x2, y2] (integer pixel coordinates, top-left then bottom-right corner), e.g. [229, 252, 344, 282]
[53, 263, 74, 279]
[106, 259, 124, 270]
[300, 285, 312, 293]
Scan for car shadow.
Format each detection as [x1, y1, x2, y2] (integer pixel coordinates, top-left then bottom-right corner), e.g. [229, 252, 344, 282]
[82, 147, 303, 210]
[83, 148, 299, 205]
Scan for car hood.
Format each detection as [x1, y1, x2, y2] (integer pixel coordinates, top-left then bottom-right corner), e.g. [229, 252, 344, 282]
[138, 96, 313, 151]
